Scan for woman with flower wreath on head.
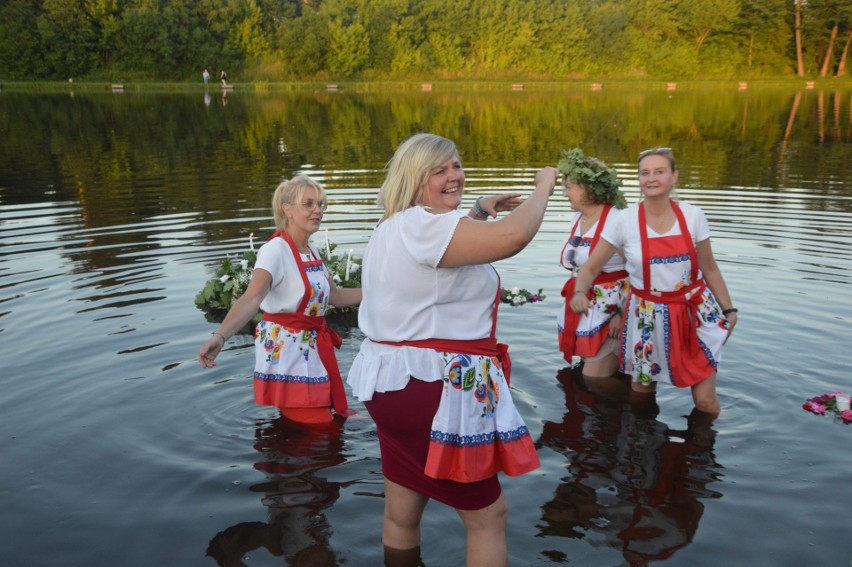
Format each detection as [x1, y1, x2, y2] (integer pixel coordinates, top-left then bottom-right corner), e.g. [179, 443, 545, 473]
[570, 148, 737, 416]
[198, 175, 362, 425]
[347, 133, 554, 567]
[556, 148, 630, 378]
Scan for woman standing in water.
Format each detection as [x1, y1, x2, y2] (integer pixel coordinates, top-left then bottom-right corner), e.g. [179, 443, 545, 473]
[556, 148, 629, 377]
[198, 175, 361, 425]
[348, 133, 553, 566]
[570, 148, 736, 415]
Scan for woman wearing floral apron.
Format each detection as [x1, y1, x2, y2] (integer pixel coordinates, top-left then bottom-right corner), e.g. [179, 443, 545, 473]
[556, 149, 629, 377]
[198, 175, 361, 424]
[570, 148, 737, 416]
[348, 133, 553, 567]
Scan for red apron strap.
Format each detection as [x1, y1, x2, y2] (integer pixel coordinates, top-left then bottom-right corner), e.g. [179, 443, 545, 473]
[589, 204, 611, 253]
[638, 200, 698, 291]
[670, 200, 699, 283]
[274, 230, 313, 313]
[559, 215, 582, 269]
[638, 202, 652, 290]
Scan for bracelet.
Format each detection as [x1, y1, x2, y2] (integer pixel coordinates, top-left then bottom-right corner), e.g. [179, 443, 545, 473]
[212, 331, 226, 343]
[471, 197, 489, 220]
[722, 308, 738, 315]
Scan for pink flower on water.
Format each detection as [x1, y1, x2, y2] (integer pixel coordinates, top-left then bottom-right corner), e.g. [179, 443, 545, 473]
[841, 410, 852, 424]
[811, 403, 827, 415]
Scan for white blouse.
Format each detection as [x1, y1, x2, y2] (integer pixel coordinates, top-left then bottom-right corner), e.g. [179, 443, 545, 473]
[254, 238, 326, 313]
[347, 206, 498, 401]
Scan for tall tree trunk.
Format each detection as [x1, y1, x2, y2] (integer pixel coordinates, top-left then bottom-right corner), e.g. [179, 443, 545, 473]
[836, 30, 852, 77]
[748, 34, 754, 69]
[795, 0, 805, 77]
[819, 23, 838, 77]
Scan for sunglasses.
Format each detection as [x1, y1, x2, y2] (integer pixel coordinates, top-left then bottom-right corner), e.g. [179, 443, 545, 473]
[639, 147, 673, 159]
[565, 235, 583, 267]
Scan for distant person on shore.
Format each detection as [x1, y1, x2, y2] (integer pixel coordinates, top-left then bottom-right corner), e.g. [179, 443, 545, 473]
[198, 175, 361, 425]
[556, 148, 629, 378]
[203, 69, 210, 85]
[220, 70, 228, 87]
[570, 147, 737, 416]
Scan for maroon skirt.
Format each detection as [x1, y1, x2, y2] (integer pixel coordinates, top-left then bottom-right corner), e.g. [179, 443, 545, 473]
[363, 377, 502, 511]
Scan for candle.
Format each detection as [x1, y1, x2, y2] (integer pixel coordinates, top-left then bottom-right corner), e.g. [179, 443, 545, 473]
[836, 394, 851, 412]
[249, 232, 255, 252]
[325, 229, 331, 257]
[345, 249, 353, 280]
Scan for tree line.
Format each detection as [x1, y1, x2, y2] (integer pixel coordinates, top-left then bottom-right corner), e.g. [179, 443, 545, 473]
[0, 0, 849, 82]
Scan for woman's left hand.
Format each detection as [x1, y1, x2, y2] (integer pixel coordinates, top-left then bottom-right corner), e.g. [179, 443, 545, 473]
[608, 313, 622, 338]
[479, 193, 523, 218]
[725, 311, 737, 340]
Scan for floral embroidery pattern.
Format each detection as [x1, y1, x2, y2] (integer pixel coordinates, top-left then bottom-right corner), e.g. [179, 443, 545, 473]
[442, 352, 500, 418]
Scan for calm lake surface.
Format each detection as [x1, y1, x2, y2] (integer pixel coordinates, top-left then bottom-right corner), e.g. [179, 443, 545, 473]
[1, 85, 851, 567]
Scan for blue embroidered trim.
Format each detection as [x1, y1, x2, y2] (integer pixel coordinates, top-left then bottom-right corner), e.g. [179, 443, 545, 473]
[253, 372, 329, 384]
[429, 425, 531, 447]
[649, 253, 690, 265]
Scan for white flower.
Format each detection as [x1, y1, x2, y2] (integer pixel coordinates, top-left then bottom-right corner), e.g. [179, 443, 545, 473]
[511, 286, 520, 294]
[333, 274, 341, 283]
[349, 263, 360, 273]
[219, 274, 230, 283]
[240, 259, 248, 270]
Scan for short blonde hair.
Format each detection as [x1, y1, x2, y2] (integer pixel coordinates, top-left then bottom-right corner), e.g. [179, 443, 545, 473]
[271, 175, 327, 230]
[377, 133, 459, 218]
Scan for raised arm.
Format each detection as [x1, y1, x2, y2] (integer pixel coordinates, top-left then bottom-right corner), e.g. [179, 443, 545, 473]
[440, 167, 557, 267]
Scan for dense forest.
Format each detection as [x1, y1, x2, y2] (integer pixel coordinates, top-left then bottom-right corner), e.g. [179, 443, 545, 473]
[0, 0, 850, 82]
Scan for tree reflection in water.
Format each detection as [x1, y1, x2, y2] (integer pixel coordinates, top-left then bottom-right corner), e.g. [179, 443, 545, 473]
[207, 415, 348, 567]
[537, 367, 723, 565]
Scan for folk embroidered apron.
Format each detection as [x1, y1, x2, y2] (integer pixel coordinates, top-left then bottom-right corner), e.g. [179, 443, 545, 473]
[375, 273, 540, 483]
[558, 205, 629, 362]
[253, 231, 351, 415]
[621, 201, 727, 387]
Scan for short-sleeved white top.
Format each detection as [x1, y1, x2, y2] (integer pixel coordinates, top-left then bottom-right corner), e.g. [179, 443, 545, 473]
[601, 201, 710, 292]
[254, 237, 326, 313]
[347, 206, 498, 400]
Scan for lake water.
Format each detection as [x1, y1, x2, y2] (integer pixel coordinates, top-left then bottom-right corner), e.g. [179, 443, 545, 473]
[1, 85, 850, 567]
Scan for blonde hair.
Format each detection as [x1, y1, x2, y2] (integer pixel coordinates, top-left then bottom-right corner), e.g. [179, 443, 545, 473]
[377, 133, 459, 218]
[271, 175, 327, 230]
[638, 147, 677, 172]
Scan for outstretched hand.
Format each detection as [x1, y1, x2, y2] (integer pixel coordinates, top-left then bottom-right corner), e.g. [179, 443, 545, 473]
[479, 193, 524, 218]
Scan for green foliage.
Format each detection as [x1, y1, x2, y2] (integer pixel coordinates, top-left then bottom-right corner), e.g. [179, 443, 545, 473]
[0, 0, 847, 80]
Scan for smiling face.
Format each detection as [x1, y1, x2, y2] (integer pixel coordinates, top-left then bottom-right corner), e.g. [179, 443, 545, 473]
[638, 154, 679, 199]
[283, 186, 325, 237]
[419, 155, 465, 211]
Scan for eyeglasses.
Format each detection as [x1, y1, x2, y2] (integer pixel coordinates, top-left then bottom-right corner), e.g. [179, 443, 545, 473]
[565, 235, 583, 267]
[296, 198, 327, 212]
[639, 147, 673, 159]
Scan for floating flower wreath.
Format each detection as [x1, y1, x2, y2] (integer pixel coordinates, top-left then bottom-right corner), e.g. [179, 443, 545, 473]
[196, 234, 545, 322]
[500, 286, 546, 307]
[802, 391, 852, 425]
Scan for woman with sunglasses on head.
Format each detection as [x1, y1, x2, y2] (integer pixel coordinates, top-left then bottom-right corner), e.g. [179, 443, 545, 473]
[198, 175, 362, 425]
[347, 133, 554, 567]
[570, 148, 736, 416]
[556, 148, 630, 377]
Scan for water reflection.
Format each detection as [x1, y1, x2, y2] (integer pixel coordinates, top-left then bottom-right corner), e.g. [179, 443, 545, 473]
[537, 368, 723, 564]
[207, 416, 347, 567]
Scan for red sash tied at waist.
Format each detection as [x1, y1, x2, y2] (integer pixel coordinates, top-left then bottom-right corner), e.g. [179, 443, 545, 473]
[630, 279, 709, 387]
[262, 312, 353, 416]
[372, 337, 512, 385]
[559, 269, 628, 361]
